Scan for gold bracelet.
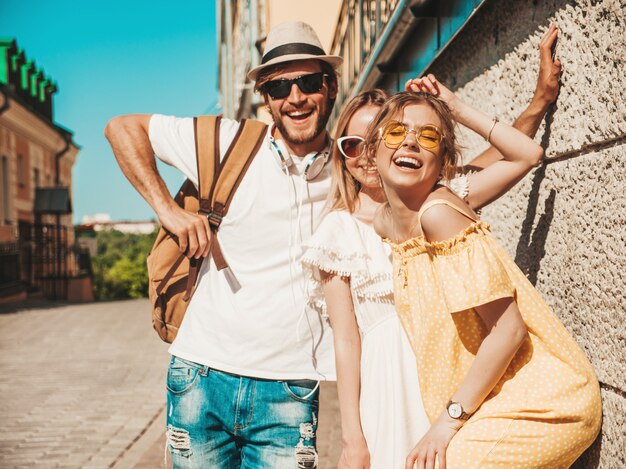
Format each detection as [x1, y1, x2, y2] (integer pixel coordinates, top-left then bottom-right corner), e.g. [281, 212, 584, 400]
[486, 116, 499, 143]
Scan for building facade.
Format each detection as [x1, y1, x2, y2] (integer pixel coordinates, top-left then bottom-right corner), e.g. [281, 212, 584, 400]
[217, 1, 624, 466]
[0, 39, 90, 302]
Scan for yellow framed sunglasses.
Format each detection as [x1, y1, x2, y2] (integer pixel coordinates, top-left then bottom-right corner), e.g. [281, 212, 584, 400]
[379, 121, 444, 150]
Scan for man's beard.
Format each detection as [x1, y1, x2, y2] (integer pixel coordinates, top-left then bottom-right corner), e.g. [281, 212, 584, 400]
[271, 101, 334, 146]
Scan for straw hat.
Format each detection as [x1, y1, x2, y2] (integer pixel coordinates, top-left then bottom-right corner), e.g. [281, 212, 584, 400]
[247, 21, 343, 81]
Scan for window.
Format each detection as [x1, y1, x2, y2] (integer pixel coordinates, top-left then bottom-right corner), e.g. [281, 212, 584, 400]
[34, 168, 40, 188]
[1, 156, 9, 223]
[17, 154, 25, 187]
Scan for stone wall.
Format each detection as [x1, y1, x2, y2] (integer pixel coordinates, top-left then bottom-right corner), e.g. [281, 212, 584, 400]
[427, 0, 625, 467]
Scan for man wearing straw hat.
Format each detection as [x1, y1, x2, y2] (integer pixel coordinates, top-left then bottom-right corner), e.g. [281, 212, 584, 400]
[105, 21, 342, 468]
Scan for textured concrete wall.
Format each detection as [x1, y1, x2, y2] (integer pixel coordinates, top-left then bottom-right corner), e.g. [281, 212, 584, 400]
[426, 0, 625, 467]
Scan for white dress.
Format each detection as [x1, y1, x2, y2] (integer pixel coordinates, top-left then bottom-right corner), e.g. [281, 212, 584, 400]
[302, 210, 430, 469]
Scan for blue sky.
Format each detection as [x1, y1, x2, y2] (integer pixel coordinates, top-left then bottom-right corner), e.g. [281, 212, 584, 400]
[1, 0, 219, 223]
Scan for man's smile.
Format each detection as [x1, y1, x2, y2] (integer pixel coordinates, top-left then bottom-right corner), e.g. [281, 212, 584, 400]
[285, 109, 314, 121]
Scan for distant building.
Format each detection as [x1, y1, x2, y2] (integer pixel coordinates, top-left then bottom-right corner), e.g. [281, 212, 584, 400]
[0, 38, 92, 302]
[79, 214, 158, 235]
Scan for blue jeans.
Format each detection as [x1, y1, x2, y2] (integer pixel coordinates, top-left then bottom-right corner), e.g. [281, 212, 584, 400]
[166, 356, 320, 468]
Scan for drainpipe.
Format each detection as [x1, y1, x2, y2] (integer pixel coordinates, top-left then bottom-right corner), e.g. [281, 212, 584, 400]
[54, 133, 71, 186]
[54, 131, 72, 300]
[248, 1, 260, 117]
[224, 0, 234, 118]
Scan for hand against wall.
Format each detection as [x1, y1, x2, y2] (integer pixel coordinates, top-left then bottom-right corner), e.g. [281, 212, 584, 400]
[533, 23, 562, 108]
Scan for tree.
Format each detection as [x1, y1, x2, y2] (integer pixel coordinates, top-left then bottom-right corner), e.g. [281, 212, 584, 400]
[91, 230, 157, 300]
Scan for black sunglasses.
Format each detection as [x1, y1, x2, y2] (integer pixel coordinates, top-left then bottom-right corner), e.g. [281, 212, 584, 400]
[262, 73, 328, 100]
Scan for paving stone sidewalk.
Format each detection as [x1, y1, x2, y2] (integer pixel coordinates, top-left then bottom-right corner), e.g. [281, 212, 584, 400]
[0, 299, 341, 468]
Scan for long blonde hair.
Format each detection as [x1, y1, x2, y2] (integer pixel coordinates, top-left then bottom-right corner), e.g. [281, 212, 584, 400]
[326, 89, 389, 213]
[364, 92, 461, 182]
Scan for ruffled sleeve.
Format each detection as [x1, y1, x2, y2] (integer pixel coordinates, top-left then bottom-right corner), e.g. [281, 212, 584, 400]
[302, 211, 394, 316]
[395, 223, 516, 314]
[441, 173, 470, 200]
[430, 223, 516, 313]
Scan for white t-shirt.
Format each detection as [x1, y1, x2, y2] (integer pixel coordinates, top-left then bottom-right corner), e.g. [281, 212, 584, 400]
[149, 114, 336, 380]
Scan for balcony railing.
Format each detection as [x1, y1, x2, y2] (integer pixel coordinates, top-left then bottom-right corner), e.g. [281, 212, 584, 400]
[0, 241, 21, 296]
[328, 0, 486, 128]
[330, 0, 403, 123]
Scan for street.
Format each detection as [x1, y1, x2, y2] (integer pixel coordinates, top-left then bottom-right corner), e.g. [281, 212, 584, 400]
[0, 299, 341, 468]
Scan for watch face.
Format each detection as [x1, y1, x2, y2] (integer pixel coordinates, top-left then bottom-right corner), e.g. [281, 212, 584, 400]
[448, 402, 462, 419]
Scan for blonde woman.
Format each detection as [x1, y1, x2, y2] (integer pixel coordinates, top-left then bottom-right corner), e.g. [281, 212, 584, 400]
[371, 84, 601, 468]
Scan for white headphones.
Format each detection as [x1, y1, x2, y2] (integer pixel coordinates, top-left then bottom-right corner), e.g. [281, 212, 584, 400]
[268, 128, 328, 381]
[269, 130, 330, 181]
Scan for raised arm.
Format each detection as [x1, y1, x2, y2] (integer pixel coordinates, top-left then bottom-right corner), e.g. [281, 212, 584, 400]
[405, 74, 544, 210]
[449, 89, 544, 172]
[104, 114, 211, 258]
[405, 24, 560, 210]
[320, 272, 370, 469]
[466, 24, 561, 171]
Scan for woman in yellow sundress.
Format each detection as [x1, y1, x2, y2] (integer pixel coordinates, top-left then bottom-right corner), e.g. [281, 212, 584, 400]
[371, 78, 602, 469]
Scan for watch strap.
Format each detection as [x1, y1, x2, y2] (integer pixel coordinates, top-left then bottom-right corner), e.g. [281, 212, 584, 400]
[446, 400, 472, 420]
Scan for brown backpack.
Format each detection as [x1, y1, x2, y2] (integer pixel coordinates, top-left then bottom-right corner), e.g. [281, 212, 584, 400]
[147, 115, 268, 343]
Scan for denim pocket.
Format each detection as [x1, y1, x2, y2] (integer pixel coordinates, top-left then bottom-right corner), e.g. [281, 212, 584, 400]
[282, 379, 319, 403]
[166, 356, 200, 395]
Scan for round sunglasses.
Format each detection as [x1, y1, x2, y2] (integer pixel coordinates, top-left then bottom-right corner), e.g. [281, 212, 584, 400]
[337, 135, 366, 158]
[379, 121, 444, 150]
[261, 73, 328, 100]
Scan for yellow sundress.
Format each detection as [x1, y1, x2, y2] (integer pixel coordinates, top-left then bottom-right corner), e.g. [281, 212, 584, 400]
[387, 200, 602, 468]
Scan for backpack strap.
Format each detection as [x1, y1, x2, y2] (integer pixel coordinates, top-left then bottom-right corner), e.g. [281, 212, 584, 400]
[203, 119, 268, 225]
[181, 116, 221, 300]
[207, 118, 268, 270]
[195, 115, 221, 202]
[183, 117, 267, 300]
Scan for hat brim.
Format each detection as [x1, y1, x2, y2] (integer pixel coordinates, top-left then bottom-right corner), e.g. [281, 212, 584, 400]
[247, 54, 343, 82]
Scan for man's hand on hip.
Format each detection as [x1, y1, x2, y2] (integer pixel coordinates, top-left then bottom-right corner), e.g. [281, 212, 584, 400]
[159, 204, 212, 259]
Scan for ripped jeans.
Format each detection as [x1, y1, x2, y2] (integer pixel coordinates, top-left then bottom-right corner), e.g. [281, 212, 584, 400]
[166, 356, 319, 468]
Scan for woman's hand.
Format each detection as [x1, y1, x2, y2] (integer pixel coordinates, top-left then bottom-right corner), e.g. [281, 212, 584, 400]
[533, 23, 561, 109]
[337, 438, 370, 469]
[405, 74, 462, 116]
[405, 414, 463, 469]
